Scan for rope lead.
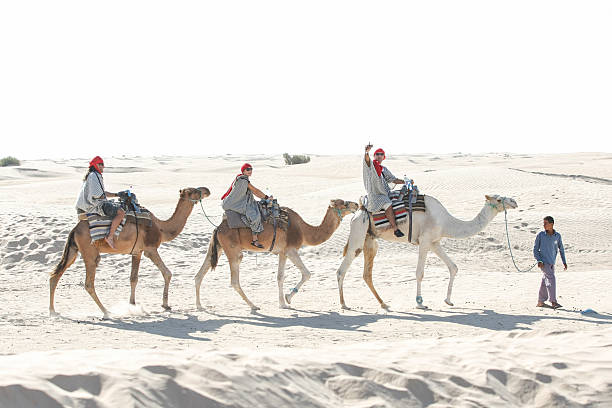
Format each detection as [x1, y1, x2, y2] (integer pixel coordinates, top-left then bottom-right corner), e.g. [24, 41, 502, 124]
[502, 199, 538, 273]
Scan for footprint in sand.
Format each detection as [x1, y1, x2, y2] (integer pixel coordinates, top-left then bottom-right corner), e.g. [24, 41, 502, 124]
[7, 237, 28, 249]
[4, 251, 24, 263]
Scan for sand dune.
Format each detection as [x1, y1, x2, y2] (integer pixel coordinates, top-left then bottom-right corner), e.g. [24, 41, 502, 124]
[1, 153, 611, 406]
[0, 328, 610, 407]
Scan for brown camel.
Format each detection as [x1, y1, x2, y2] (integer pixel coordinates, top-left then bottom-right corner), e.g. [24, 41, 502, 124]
[50, 187, 210, 318]
[194, 199, 359, 311]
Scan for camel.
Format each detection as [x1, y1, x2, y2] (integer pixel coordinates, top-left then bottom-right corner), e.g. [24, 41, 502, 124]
[336, 194, 518, 310]
[49, 187, 210, 318]
[195, 199, 359, 311]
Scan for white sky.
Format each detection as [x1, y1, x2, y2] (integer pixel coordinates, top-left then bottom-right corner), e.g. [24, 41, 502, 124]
[1, 1, 611, 159]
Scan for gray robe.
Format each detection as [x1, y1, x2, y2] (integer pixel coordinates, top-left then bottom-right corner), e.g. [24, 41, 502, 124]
[362, 157, 397, 212]
[75, 172, 106, 215]
[222, 175, 264, 233]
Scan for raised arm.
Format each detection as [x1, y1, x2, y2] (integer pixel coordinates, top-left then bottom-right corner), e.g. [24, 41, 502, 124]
[364, 144, 372, 167]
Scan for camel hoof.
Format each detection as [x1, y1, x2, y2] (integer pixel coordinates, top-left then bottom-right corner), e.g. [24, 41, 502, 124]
[381, 303, 390, 311]
[341, 305, 351, 311]
[416, 304, 429, 310]
[285, 294, 292, 304]
[444, 299, 454, 306]
[251, 306, 261, 312]
[49, 310, 59, 317]
[102, 313, 111, 320]
[279, 304, 290, 309]
[162, 305, 171, 311]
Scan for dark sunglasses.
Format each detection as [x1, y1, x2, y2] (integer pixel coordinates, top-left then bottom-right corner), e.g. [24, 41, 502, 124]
[244, 167, 253, 171]
[374, 153, 384, 156]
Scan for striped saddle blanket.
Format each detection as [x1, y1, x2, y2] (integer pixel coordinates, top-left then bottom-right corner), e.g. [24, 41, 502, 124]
[79, 210, 152, 243]
[371, 191, 426, 229]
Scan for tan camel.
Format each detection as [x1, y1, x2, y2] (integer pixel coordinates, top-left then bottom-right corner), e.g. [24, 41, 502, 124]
[195, 199, 359, 311]
[50, 187, 210, 318]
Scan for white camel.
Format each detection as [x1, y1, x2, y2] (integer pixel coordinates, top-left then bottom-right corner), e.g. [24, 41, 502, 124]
[336, 194, 518, 310]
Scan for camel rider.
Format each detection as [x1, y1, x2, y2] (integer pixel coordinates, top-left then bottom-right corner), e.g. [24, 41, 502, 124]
[221, 163, 272, 249]
[363, 145, 406, 238]
[75, 156, 126, 249]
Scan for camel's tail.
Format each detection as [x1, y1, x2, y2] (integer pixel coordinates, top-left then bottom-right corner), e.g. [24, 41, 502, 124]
[342, 242, 348, 257]
[210, 228, 220, 270]
[51, 228, 77, 277]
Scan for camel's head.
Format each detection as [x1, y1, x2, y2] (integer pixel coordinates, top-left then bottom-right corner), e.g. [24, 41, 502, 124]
[485, 195, 518, 212]
[329, 199, 359, 218]
[180, 187, 211, 202]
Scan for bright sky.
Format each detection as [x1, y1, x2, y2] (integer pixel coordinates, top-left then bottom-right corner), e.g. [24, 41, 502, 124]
[1, 1, 611, 159]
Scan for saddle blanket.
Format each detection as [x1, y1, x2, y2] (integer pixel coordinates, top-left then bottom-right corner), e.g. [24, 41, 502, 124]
[79, 210, 152, 243]
[372, 192, 426, 229]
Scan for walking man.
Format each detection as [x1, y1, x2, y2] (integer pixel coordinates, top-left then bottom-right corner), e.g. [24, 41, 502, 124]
[534, 216, 567, 309]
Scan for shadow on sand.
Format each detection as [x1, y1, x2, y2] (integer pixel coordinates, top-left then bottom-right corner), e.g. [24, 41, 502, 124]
[65, 306, 612, 341]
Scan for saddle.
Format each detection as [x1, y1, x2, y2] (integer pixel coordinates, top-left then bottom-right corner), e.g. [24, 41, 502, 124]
[224, 200, 289, 231]
[77, 194, 153, 243]
[364, 189, 426, 241]
[224, 199, 289, 252]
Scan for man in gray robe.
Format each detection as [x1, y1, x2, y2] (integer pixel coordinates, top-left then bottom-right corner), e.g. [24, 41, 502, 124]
[363, 145, 406, 238]
[221, 163, 271, 248]
[75, 156, 125, 248]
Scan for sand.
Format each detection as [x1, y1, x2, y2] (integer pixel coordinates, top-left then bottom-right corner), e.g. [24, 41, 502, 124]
[1, 153, 611, 407]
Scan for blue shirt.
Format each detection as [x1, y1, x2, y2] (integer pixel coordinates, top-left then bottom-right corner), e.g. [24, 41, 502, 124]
[533, 230, 567, 265]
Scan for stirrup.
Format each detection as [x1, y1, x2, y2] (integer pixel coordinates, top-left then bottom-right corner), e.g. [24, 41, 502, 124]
[394, 229, 405, 238]
[251, 240, 264, 249]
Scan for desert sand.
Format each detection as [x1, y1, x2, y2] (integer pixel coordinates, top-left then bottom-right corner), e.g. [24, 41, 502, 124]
[1, 153, 611, 407]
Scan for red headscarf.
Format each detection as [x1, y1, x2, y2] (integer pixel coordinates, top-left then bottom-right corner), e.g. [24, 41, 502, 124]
[372, 148, 385, 177]
[221, 163, 252, 200]
[89, 156, 104, 173]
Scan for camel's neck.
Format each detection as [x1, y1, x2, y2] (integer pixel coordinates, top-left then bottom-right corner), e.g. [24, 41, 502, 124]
[153, 198, 195, 242]
[299, 207, 341, 246]
[441, 203, 498, 239]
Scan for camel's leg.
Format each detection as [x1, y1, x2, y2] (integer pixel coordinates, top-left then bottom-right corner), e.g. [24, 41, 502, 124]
[276, 253, 289, 308]
[336, 212, 369, 310]
[336, 250, 359, 310]
[229, 252, 259, 311]
[49, 245, 79, 316]
[129, 252, 142, 305]
[362, 235, 388, 310]
[84, 254, 110, 317]
[195, 236, 224, 310]
[432, 242, 458, 306]
[415, 243, 430, 309]
[144, 250, 172, 310]
[285, 248, 311, 305]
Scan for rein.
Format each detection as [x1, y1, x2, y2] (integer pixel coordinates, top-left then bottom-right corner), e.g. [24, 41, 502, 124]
[501, 198, 538, 273]
[190, 188, 219, 228]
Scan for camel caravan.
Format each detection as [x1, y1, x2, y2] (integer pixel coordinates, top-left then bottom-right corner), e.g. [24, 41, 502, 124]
[50, 150, 518, 317]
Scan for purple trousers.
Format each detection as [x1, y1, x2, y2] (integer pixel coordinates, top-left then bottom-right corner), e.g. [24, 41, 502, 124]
[538, 264, 557, 303]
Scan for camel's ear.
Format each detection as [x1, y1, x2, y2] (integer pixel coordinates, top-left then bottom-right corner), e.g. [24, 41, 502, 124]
[485, 194, 492, 201]
[179, 189, 184, 195]
[330, 199, 336, 207]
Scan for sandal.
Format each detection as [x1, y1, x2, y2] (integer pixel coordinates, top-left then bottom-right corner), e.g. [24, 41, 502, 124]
[251, 240, 264, 249]
[537, 302, 552, 308]
[551, 302, 563, 309]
